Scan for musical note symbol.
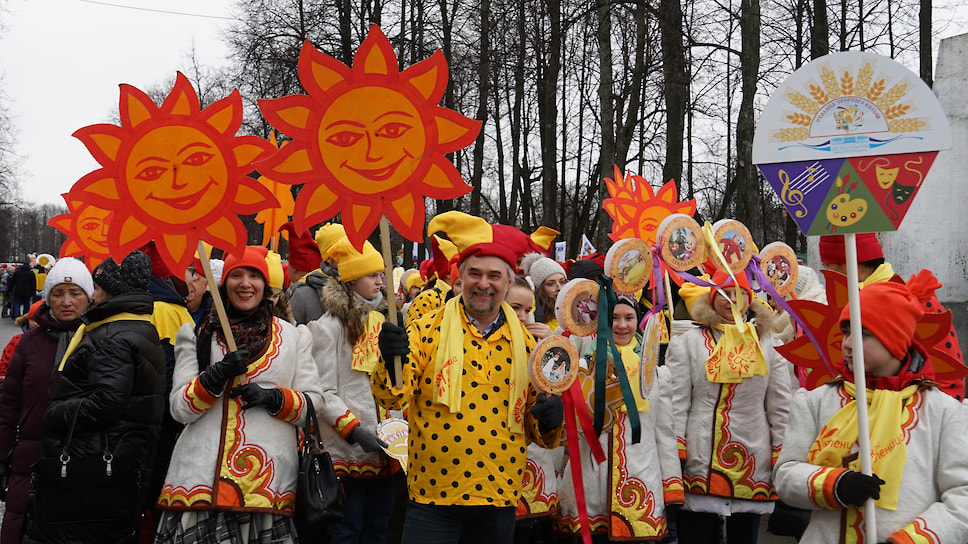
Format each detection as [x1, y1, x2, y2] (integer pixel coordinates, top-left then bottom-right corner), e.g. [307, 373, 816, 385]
[779, 169, 808, 218]
[805, 166, 817, 182]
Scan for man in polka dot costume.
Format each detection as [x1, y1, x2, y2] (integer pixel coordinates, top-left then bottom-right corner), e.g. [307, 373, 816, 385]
[819, 233, 966, 400]
[372, 212, 564, 543]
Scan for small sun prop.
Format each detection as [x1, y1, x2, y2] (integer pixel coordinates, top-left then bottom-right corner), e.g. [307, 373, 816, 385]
[254, 132, 296, 248]
[49, 195, 113, 271]
[778, 270, 967, 390]
[66, 72, 279, 273]
[602, 165, 697, 245]
[257, 24, 481, 250]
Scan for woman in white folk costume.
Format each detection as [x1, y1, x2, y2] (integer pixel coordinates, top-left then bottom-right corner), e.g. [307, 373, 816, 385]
[665, 269, 793, 544]
[555, 294, 683, 541]
[307, 238, 400, 544]
[155, 246, 324, 544]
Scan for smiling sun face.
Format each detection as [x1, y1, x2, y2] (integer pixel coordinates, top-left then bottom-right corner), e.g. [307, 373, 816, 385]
[67, 72, 278, 273]
[49, 196, 113, 271]
[258, 24, 480, 250]
[603, 165, 697, 245]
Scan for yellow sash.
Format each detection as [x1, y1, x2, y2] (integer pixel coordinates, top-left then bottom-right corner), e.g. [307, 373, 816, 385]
[351, 311, 386, 373]
[704, 322, 768, 383]
[808, 382, 917, 511]
[617, 338, 649, 412]
[58, 313, 153, 371]
[433, 297, 529, 434]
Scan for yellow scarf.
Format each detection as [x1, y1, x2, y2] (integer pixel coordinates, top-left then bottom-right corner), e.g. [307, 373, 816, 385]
[617, 337, 649, 412]
[59, 313, 153, 371]
[860, 262, 895, 288]
[704, 322, 768, 383]
[808, 382, 917, 511]
[433, 296, 529, 434]
[351, 311, 386, 373]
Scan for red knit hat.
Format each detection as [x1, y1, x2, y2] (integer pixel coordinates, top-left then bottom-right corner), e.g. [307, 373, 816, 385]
[838, 282, 923, 359]
[221, 246, 270, 286]
[279, 222, 321, 272]
[819, 233, 883, 264]
[708, 268, 752, 303]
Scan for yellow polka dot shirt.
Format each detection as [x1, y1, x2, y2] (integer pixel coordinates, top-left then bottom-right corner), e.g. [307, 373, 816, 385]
[371, 300, 561, 507]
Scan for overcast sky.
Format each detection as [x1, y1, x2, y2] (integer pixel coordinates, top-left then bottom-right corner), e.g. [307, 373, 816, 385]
[2, 0, 967, 206]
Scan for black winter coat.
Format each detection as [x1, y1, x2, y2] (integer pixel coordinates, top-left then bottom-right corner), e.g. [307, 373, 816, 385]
[29, 292, 166, 544]
[9, 266, 35, 299]
[0, 305, 81, 544]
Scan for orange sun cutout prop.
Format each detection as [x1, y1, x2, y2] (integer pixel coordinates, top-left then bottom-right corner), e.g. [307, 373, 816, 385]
[254, 132, 296, 248]
[66, 72, 279, 273]
[602, 165, 697, 245]
[257, 24, 481, 250]
[49, 195, 113, 271]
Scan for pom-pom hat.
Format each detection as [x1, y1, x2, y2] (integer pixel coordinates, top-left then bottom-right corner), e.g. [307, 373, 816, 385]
[819, 233, 883, 264]
[43, 257, 94, 301]
[327, 238, 385, 282]
[839, 281, 924, 360]
[527, 257, 566, 289]
[279, 222, 321, 272]
[93, 251, 152, 296]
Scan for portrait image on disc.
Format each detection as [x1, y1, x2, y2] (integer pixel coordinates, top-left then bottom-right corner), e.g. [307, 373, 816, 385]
[529, 335, 580, 395]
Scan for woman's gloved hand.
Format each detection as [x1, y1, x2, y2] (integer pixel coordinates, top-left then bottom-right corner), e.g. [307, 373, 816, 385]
[349, 427, 389, 453]
[199, 348, 250, 395]
[230, 384, 284, 414]
[835, 470, 884, 507]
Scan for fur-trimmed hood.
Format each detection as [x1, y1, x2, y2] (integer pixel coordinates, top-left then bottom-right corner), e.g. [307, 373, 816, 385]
[688, 293, 773, 337]
[321, 277, 388, 324]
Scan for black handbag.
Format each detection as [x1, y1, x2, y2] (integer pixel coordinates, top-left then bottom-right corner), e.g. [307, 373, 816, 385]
[29, 410, 142, 524]
[296, 396, 344, 526]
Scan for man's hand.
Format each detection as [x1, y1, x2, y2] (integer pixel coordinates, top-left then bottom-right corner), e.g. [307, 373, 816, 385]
[378, 322, 410, 382]
[530, 393, 563, 434]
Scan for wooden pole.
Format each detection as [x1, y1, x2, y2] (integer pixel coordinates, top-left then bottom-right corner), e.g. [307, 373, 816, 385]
[844, 233, 876, 540]
[197, 240, 237, 352]
[380, 217, 404, 387]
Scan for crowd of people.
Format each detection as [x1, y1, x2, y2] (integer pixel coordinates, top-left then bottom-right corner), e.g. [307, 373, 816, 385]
[0, 216, 964, 544]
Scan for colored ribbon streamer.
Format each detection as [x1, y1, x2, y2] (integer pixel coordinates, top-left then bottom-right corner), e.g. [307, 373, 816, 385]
[748, 253, 835, 376]
[563, 382, 605, 544]
[593, 276, 641, 444]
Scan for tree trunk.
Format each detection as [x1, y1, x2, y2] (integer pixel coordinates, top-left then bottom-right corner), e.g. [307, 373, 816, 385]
[537, 0, 561, 228]
[811, 0, 829, 59]
[469, 0, 490, 216]
[736, 0, 760, 225]
[660, 0, 687, 191]
[919, 0, 933, 87]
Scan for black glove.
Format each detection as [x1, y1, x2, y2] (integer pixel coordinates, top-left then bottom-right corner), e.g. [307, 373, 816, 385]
[0, 461, 9, 502]
[835, 470, 884, 507]
[230, 384, 284, 414]
[530, 393, 563, 434]
[378, 322, 410, 382]
[349, 426, 389, 453]
[200, 348, 250, 396]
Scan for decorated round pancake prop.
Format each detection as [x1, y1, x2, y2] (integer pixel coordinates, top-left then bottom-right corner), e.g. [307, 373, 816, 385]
[604, 238, 651, 294]
[656, 213, 705, 271]
[36, 253, 56, 268]
[710, 219, 754, 274]
[575, 353, 625, 432]
[529, 335, 580, 395]
[377, 417, 409, 472]
[639, 313, 663, 399]
[759, 242, 799, 297]
[555, 279, 601, 337]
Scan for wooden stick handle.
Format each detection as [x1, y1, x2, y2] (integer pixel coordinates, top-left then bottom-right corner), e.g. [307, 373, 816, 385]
[380, 217, 404, 387]
[197, 240, 237, 352]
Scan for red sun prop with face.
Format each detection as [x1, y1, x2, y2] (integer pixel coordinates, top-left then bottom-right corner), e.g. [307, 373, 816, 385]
[66, 72, 279, 273]
[257, 24, 481, 250]
[49, 195, 113, 271]
[603, 165, 697, 245]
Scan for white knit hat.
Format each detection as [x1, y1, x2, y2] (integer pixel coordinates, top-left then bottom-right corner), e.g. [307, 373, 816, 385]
[526, 256, 566, 290]
[43, 257, 94, 301]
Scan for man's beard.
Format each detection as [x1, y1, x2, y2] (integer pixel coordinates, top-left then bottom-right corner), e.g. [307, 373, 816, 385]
[465, 287, 498, 316]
